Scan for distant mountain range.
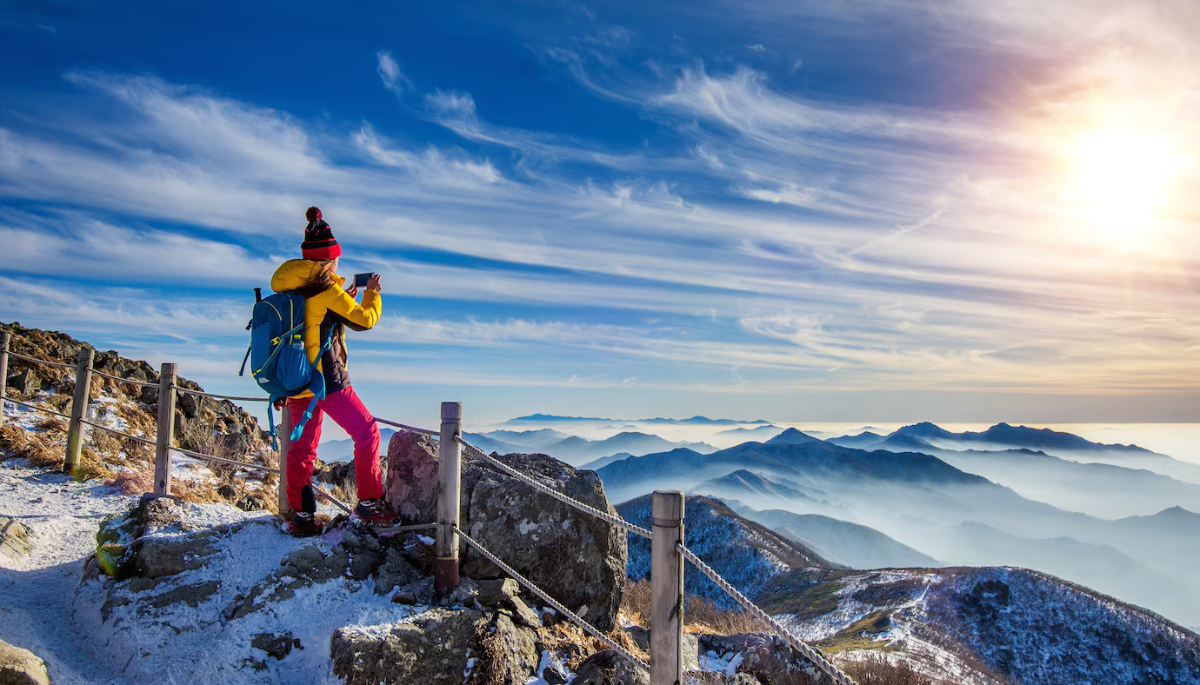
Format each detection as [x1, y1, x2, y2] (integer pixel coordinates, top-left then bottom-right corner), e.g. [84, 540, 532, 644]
[617, 494, 1200, 685]
[504, 413, 770, 425]
[594, 426, 1200, 627]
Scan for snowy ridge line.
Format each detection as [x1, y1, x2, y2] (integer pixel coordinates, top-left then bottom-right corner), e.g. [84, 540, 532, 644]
[677, 543, 859, 685]
[170, 385, 268, 403]
[6, 351, 77, 370]
[456, 437, 653, 540]
[373, 417, 439, 437]
[92, 369, 159, 389]
[2, 395, 72, 421]
[453, 524, 651, 674]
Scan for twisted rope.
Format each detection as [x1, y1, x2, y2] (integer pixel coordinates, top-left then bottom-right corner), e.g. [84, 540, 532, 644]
[170, 385, 269, 403]
[677, 543, 859, 685]
[92, 370, 159, 389]
[456, 437, 651, 540]
[373, 417, 439, 437]
[379, 523, 437, 534]
[76, 418, 282, 474]
[454, 524, 650, 673]
[311, 483, 353, 514]
[6, 352, 76, 370]
[1, 396, 72, 421]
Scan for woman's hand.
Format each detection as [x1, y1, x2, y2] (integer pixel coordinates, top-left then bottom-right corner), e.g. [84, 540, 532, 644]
[345, 283, 359, 298]
[367, 274, 383, 292]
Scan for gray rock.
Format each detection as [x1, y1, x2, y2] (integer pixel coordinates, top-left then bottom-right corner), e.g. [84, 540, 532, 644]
[130, 533, 219, 578]
[374, 548, 421, 595]
[341, 529, 386, 581]
[0, 517, 34, 563]
[441, 577, 481, 607]
[571, 650, 650, 685]
[505, 596, 542, 629]
[477, 578, 520, 607]
[385, 434, 628, 631]
[0, 639, 50, 685]
[228, 544, 351, 620]
[489, 614, 540, 685]
[5, 367, 38, 398]
[699, 633, 824, 682]
[384, 431, 440, 522]
[251, 631, 302, 660]
[391, 590, 418, 605]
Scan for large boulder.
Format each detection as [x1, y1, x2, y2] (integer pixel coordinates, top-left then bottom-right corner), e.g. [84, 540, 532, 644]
[384, 432, 628, 630]
[0, 640, 50, 685]
[330, 608, 539, 685]
[699, 633, 834, 684]
[571, 650, 650, 685]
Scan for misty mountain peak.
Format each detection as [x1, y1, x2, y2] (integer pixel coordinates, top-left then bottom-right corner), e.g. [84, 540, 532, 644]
[765, 428, 820, 445]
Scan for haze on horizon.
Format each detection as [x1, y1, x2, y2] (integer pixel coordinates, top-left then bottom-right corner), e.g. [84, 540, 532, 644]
[0, 0, 1197, 430]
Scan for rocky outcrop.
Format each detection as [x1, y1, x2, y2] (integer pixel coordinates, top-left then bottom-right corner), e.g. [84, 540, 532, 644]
[384, 431, 628, 630]
[699, 633, 833, 684]
[1, 321, 268, 455]
[571, 650, 650, 685]
[0, 640, 50, 685]
[0, 517, 34, 564]
[330, 608, 540, 685]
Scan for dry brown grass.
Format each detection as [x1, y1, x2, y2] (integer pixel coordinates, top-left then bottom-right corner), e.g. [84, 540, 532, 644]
[621, 579, 771, 635]
[36, 415, 68, 434]
[113, 469, 154, 495]
[844, 654, 932, 685]
[539, 620, 649, 671]
[1, 423, 64, 468]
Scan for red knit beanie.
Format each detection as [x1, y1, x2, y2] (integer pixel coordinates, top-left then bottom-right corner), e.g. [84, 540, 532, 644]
[301, 207, 342, 260]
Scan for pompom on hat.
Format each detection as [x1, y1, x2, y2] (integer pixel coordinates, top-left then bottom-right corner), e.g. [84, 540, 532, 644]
[301, 206, 341, 260]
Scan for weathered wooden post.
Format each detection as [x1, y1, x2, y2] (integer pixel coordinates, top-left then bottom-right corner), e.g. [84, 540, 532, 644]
[435, 401, 463, 595]
[278, 406, 292, 514]
[64, 346, 95, 473]
[153, 363, 178, 496]
[0, 331, 10, 426]
[651, 490, 685, 685]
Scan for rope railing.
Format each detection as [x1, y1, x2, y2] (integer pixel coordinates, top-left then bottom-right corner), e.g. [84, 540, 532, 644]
[374, 417, 439, 437]
[91, 369, 160, 389]
[677, 542, 859, 685]
[76, 417, 282, 475]
[171, 385, 270, 403]
[7, 351, 77, 370]
[456, 437, 653, 540]
[454, 524, 650, 673]
[1, 395, 72, 421]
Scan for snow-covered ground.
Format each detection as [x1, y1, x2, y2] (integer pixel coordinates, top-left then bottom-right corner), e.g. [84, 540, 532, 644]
[0, 458, 135, 684]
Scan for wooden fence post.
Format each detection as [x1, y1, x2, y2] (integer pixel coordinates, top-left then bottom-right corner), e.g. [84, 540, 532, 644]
[435, 401, 463, 595]
[651, 490, 685, 685]
[0, 331, 9, 426]
[278, 406, 292, 515]
[64, 346, 95, 473]
[153, 363, 178, 496]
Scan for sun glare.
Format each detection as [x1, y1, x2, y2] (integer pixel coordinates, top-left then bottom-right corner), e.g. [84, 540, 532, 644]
[1066, 126, 1185, 241]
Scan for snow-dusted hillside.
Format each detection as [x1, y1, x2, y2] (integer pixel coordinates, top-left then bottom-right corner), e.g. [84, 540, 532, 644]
[618, 495, 839, 608]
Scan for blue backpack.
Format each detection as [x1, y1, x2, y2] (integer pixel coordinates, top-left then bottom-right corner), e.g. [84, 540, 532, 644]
[239, 291, 334, 448]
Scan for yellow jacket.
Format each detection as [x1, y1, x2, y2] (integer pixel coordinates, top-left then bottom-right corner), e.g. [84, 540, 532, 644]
[270, 259, 382, 398]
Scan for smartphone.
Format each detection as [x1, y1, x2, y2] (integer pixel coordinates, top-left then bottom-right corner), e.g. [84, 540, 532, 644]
[352, 272, 376, 288]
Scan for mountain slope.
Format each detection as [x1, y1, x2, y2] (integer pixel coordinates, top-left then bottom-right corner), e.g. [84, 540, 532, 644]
[759, 565, 1200, 685]
[737, 506, 941, 569]
[617, 495, 840, 608]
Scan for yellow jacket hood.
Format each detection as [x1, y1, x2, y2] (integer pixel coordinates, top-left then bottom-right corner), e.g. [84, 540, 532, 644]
[270, 259, 346, 293]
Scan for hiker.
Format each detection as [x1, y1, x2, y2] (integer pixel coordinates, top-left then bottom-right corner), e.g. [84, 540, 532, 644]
[271, 206, 391, 536]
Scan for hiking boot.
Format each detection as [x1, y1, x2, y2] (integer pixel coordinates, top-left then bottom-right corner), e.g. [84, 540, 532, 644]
[351, 498, 397, 526]
[283, 511, 321, 537]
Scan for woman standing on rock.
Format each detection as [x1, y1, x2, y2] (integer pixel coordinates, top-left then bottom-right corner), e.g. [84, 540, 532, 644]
[271, 206, 395, 536]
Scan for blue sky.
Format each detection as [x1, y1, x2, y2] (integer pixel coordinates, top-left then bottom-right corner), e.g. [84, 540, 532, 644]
[1, 0, 1198, 430]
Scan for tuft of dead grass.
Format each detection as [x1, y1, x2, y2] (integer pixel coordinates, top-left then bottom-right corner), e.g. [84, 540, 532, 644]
[843, 654, 932, 685]
[36, 415, 68, 434]
[539, 619, 649, 672]
[621, 579, 771, 636]
[1, 424, 64, 468]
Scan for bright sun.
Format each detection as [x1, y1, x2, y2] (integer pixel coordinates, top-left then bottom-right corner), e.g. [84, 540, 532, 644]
[1067, 126, 1184, 238]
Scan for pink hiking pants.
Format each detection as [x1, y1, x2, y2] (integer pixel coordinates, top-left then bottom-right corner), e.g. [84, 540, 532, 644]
[285, 386, 382, 512]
